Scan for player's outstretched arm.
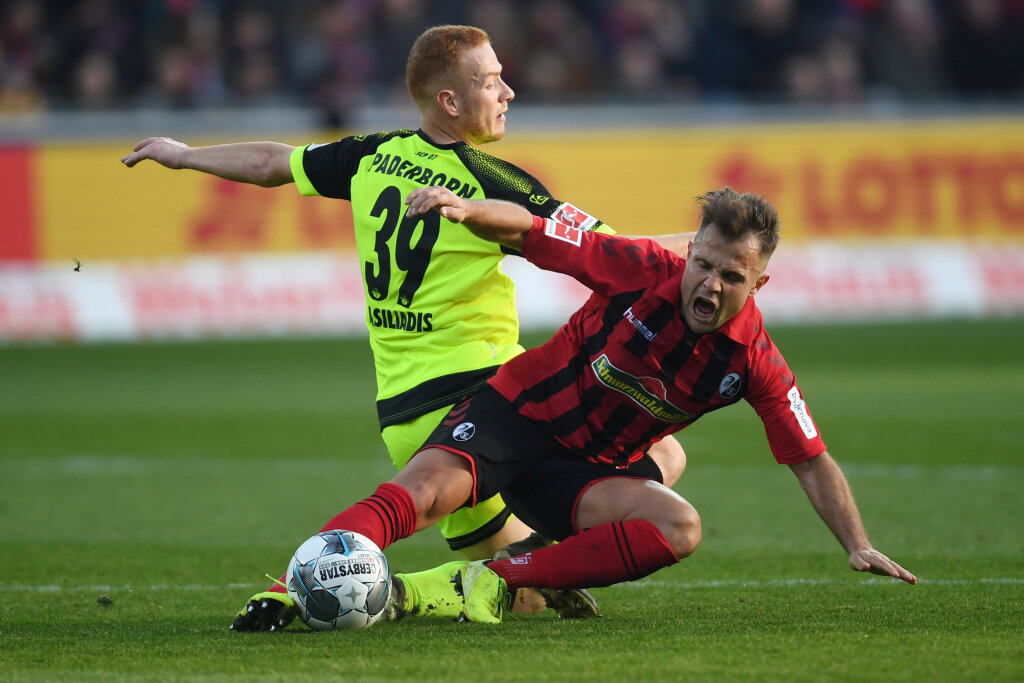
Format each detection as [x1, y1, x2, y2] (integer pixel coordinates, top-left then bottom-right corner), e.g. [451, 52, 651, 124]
[405, 187, 533, 250]
[789, 451, 917, 585]
[645, 232, 696, 258]
[121, 137, 295, 188]
[599, 230, 695, 258]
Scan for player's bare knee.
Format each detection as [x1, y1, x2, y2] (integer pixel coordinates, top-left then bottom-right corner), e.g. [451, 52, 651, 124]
[417, 477, 473, 524]
[658, 501, 701, 559]
[389, 477, 443, 524]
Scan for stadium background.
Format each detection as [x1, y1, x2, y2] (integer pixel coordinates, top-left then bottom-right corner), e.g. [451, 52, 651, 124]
[1, 0, 1023, 342]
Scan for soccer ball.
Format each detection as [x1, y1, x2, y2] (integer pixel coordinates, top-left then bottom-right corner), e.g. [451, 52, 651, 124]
[286, 530, 392, 630]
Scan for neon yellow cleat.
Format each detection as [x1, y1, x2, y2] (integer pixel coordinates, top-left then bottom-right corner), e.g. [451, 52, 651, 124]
[384, 560, 468, 620]
[229, 591, 298, 632]
[453, 561, 509, 624]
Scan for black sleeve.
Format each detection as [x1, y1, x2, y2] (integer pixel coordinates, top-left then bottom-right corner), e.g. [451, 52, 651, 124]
[300, 133, 393, 200]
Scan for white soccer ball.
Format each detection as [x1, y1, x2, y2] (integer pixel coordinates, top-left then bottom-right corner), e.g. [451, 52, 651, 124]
[285, 530, 392, 631]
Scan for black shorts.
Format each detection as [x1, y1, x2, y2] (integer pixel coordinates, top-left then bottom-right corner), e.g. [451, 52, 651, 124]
[419, 384, 663, 541]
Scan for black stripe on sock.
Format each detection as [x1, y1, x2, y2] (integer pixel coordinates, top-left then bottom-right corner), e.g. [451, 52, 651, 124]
[365, 494, 400, 547]
[612, 521, 640, 580]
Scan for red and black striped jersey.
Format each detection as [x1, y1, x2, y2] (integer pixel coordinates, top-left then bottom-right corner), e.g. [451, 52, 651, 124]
[488, 216, 827, 468]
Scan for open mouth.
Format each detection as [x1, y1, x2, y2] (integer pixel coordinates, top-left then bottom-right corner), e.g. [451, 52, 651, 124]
[692, 296, 716, 323]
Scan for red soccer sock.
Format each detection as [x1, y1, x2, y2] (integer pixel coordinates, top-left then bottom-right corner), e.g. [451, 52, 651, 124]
[268, 482, 418, 594]
[487, 519, 680, 591]
[317, 482, 418, 549]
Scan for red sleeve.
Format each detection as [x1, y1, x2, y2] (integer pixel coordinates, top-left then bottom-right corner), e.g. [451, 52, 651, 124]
[522, 216, 682, 296]
[744, 332, 827, 464]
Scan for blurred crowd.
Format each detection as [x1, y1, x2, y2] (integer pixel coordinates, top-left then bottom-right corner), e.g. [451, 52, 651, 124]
[2, 0, 1022, 124]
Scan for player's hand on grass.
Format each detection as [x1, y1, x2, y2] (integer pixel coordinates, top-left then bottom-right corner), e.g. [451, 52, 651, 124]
[405, 187, 468, 222]
[849, 548, 917, 584]
[121, 137, 190, 169]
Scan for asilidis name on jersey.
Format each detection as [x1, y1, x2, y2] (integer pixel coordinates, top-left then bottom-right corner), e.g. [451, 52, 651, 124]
[367, 306, 433, 332]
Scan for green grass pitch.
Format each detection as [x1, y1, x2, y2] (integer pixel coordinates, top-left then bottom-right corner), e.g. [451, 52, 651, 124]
[1, 318, 1022, 681]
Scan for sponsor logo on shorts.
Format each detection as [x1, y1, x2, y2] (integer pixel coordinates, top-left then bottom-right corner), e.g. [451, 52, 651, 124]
[591, 354, 694, 423]
[551, 202, 598, 231]
[787, 386, 818, 439]
[452, 422, 476, 441]
[544, 218, 582, 246]
[719, 372, 743, 399]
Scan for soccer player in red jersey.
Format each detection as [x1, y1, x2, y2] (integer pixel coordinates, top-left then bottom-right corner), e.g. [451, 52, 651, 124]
[310, 184, 915, 623]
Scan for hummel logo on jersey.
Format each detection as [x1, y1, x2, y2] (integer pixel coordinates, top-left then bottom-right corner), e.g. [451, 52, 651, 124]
[544, 218, 583, 246]
[552, 202, 598, 231]
[624, 307, 657, 342]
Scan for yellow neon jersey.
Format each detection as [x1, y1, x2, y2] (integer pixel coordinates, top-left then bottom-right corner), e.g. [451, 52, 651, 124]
[291, 129, 614, 429]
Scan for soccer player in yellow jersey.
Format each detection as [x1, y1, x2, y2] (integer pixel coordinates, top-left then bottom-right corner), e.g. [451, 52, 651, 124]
[123, 25, 690, 629]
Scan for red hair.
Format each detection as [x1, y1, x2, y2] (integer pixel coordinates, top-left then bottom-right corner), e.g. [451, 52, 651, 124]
[406, 25, 490, 101]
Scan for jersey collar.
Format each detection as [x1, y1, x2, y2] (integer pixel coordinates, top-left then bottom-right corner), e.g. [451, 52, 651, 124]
[416, 129, 468, 150]
[715, 297, 764, 346]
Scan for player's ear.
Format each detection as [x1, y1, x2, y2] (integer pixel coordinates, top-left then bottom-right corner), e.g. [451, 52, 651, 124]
[436, 89, 459, 118]
[750, 272, 770, 296]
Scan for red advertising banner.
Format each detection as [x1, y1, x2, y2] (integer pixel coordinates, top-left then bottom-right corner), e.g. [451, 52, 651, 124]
[0, 146, 37, 261]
